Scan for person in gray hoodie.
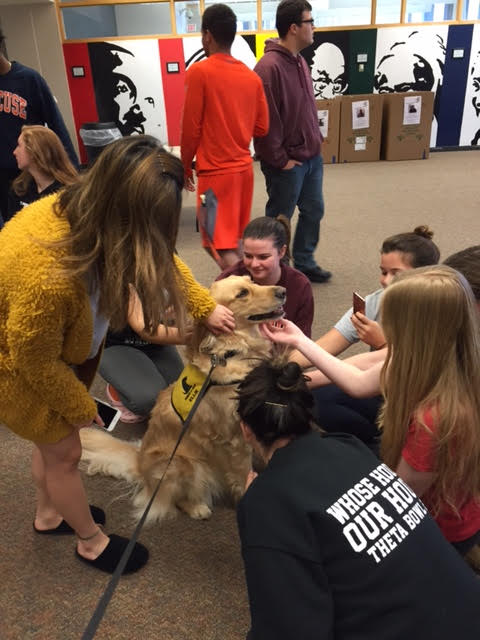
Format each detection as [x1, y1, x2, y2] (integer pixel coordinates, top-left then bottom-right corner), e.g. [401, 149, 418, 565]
[254, 0, 331, 284]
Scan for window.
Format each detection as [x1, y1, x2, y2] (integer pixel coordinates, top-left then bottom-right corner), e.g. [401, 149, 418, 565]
[61, 3, 172, 39]
[261, 0, 278, 30]
[462, 0, 480, 18]
[175, 2, 201, 34]
[375, 0, 403, 23]
[405, 0, 457, 22]
[311, 0, 372, 28]
[205, 0, 258, 31]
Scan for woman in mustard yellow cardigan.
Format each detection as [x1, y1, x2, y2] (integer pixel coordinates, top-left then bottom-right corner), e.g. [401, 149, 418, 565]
[0, 136, 233, 574]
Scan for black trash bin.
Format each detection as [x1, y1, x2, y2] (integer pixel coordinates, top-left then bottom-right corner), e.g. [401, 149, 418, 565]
[79, 122, 122, 165]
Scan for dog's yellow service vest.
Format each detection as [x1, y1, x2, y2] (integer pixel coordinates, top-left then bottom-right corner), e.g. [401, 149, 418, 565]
[171, 364, 209, 422]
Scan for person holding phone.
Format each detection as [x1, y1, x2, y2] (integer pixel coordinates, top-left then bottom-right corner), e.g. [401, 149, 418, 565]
[236, 359, 480, 640]
[260, 266, 480, 555]
[290, 225, 440, 447]
[0, 136, 234, 575]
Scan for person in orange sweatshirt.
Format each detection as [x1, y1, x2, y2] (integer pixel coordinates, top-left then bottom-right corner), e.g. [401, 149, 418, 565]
[180, 4, 269, 269]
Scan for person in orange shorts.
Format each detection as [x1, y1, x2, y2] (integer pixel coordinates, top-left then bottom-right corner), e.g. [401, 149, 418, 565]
[180, 3, 269, 269]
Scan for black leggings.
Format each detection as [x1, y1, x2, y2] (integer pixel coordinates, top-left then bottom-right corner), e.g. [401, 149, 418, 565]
[312, 384, 382, 446]
[451, 529, 480, 556]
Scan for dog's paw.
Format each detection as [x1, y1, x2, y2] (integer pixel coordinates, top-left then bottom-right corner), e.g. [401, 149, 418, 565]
[178, 501, 212, 520]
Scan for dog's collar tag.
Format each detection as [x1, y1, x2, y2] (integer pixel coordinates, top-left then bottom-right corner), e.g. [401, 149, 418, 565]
[209, 350, 239, 368]
[171, 364, 209, 422]
[210, 353, 226, 367]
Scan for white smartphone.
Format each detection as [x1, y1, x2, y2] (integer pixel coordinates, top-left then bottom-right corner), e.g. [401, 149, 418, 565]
[94, 398, 122, 432]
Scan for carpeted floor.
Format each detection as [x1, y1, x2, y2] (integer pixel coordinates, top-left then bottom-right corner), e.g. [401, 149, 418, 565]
[1, 151, 479, 640]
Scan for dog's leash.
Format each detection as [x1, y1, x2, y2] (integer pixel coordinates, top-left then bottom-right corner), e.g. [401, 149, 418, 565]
[81, 354, 225, 640]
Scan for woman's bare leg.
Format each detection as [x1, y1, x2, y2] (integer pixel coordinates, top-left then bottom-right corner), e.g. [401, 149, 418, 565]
[35, 427, 110, 559]
[32, 446, 63, 530]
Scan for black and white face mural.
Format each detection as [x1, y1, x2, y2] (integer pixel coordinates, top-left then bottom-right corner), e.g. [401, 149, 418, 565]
[460, 25, 480, 146]
[88, 40, 167, 140]
[374, 27, 447, 146]
[183, 35, 257, 70]
[301, 33, 349, 101]
[310, 42, 348, 100]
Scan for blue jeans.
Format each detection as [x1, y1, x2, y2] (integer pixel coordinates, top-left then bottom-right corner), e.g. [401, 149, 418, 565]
[260, 155, 324, 272]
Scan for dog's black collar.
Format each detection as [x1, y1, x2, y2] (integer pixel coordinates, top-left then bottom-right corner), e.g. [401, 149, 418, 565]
[209, 350, 239, 368]
[209, 350, 242, 386]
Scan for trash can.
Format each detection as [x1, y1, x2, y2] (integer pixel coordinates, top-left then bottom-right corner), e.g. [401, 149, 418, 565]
[79, 122, 122, 165]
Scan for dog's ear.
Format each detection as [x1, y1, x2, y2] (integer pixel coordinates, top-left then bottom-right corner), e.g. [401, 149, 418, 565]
[199, 332, 217, 354]
[186, 322, 219, 359]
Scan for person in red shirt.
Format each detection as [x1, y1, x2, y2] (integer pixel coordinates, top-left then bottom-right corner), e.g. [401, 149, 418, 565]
[180, 4, 269, 270]
[260, 266, 480, 556]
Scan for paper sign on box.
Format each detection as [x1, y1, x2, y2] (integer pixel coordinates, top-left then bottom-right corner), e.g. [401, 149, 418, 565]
[403, 96, 422, 126]
[317, 110, 329, 138]
[352, 100, 370, 129]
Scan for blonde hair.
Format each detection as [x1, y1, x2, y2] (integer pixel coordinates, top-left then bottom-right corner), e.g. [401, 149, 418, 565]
[53, 135, 187, 333]
[12, 125, 77, 195]
[379, 266, 480, 513]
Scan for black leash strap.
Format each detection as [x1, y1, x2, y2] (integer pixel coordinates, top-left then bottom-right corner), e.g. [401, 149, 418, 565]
[81, 357, 219, 640]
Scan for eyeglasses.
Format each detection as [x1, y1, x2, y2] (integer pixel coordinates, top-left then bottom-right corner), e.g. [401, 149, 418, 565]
[298, 19, 315, 25]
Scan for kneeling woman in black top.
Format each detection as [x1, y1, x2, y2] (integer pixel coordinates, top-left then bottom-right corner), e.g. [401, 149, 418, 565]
[236, 360, 480, 640]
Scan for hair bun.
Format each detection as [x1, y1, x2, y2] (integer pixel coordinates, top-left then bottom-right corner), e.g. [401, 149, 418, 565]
[276, 362, 303, 391]
[413, 225, 434, 240]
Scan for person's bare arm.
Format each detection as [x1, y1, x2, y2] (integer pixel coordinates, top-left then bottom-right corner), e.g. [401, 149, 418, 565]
[396, 458, 435, 498]
[351, 313, 387, 350]
[262, 320, 382, 398]
[305, 369, 332, 389]
[289, 328, 351, 368]
[305, 348, 387, 388]
[128, 288, 186, 345]
[343, 347, 387, 370]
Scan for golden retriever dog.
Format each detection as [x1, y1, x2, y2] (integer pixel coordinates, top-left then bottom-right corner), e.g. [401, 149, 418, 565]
[80, 276, 286, 523]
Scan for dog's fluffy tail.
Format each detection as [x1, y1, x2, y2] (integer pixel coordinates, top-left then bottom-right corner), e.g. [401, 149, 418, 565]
[80, 427, 141, 483]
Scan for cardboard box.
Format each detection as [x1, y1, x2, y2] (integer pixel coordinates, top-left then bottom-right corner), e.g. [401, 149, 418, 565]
[316, 98, 340, 164]
[381, 91, 434, 161]
[338, 94, 383, 163]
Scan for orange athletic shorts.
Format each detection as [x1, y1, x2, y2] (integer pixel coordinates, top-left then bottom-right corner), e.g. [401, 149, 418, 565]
[197, 166, 253, 251]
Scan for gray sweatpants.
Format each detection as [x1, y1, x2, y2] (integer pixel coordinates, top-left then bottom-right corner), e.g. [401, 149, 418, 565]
[99, 344, 184, 415]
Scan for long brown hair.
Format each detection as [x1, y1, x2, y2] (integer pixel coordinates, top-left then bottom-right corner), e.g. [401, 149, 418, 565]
[12, 125, 78, 195]
[53, 135, 187, 333]
[379, 266, 480, 512]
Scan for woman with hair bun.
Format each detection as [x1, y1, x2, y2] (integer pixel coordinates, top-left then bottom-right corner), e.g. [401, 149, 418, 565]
[291, 225, 440, 447]
[217, 216, 314, 336]
[236, 358, 480, 640]
[6, 124, 78, 222]
[261, 266, 480, 556]
[293, 224, 440, 359]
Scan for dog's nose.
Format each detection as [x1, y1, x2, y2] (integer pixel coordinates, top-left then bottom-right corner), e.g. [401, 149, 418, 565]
[275, 286, 286, 301]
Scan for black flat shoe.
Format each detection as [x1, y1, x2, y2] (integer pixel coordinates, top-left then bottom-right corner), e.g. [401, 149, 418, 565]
[33, 505, 106, 535]
[75, 534, 149, 574]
